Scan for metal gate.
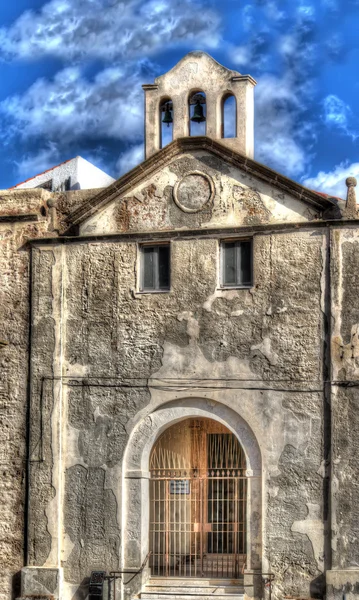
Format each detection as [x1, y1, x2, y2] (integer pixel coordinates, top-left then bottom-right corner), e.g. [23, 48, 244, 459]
[149, 419, 247, 578]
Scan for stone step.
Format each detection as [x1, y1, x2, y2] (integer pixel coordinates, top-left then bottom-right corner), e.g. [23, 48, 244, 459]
[143, 586, 244, 594]
[141, 576, 245, 599]
[147, 579, 243, 587]
[140, 594, 244, 600]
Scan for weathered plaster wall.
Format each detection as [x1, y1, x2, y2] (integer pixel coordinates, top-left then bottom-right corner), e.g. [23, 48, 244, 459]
[0, 188, 95, 600]
[29, 225, 327, 599]
[330, 228, 359, 589]
[0, 190, 52, 600]
[80, 151, 319, 236]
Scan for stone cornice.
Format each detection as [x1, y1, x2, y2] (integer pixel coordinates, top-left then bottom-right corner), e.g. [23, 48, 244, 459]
[27, 218, 359, 248]
[231, 75, 257, 86]
[66, 137, 336, 229]
[0, 213, 39, 223]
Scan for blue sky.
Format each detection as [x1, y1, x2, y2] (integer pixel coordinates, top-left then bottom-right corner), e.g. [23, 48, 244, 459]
[0, 0, 359, 196]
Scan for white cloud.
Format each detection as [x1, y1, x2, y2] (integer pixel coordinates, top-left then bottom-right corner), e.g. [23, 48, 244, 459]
[297, 5, 316, 17]
[323, 94, 351, 128]
[265, 3, 286, 21]
[303, 161, 359, 197]
[14, 143, 61, 179]
[230, 45, 251, 67]
[278, 32, 317, 67]
[0, 0, 221, 61]
[116, 143, 144, 176]
[242, 5, 255, 31]
[0, 65, 145, 142]
[255, 74, 309, 177]
[322, 94, 359, 140]
[279, 34, 298, 58]
[229, 6, 320, 180]
[321, 0, 338, 9]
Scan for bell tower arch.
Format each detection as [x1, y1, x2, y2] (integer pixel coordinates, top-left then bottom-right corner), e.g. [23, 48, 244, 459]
[142, 51, 256, 159]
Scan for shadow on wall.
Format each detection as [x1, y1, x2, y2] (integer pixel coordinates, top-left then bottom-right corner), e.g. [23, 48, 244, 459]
[12, 571, 21, 600]
[71, 576, 90, 600]
[310, 573, 325, 599]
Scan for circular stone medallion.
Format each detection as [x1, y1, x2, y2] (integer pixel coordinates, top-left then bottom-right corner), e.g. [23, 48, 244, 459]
[173, 171, 215, 213]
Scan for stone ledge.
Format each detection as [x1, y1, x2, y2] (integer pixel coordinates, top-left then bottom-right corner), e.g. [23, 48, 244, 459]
[326, 569, 359, 585]
[326, 570, 359, 600]
[17, 596, 54, 600]
[21, 567, 62, 600]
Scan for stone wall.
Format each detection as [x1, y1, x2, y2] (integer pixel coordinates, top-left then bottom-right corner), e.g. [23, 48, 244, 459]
[28, 227, 328, 600]
[2, 176, 358, 600]
[0, 188, 94, 600]
[330, 228, 359, 594]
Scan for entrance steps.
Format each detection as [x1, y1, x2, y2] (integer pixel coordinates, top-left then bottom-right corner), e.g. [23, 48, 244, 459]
[139, 578, 244, 600]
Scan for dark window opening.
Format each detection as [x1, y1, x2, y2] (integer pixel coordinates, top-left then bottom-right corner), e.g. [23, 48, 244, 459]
[141, 244, 170, 292]
[221, 240, 252, 287]
[36, 179, 52, 191]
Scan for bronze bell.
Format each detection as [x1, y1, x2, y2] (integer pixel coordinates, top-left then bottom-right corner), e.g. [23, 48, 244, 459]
[191, 100, 206, 123]
[162, 103, 173, 127]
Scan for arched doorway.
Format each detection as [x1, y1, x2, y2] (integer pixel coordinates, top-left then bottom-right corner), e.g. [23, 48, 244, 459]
[149, 417, 247, 579]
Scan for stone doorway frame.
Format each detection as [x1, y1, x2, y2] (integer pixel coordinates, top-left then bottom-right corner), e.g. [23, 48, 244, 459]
[122, 399, 262, 596]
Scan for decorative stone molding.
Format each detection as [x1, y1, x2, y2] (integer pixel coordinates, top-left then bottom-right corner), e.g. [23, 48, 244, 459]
[173, 171, 215, 213]
[121, 398, 262, 590]
[67, 137, 335, 228]
[344, 176, 358, 219]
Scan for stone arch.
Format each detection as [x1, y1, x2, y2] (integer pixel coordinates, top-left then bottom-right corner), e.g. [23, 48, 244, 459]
[221, 92, 237, 138]
[121, 398, 262, 581]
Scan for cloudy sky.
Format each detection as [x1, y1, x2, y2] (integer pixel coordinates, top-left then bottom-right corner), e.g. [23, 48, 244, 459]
[0, 0, 358, 196]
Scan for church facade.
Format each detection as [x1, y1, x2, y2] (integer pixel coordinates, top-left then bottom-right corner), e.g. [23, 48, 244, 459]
[1, 52, 359, 600]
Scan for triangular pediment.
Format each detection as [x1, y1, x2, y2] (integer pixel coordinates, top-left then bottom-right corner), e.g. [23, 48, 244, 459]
[66, 137, 335, 236]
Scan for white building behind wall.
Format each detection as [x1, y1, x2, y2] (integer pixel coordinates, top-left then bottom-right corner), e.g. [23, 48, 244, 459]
[10, 155, 115, 192]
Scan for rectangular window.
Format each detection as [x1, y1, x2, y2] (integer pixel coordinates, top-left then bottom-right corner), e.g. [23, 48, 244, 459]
[140, 244, 170, 292]
[221, 239, 252, 287]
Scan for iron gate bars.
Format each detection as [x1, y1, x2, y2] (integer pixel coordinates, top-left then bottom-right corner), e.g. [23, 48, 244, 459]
[149, 422, 249, 579]
[149, 471, 247, 578]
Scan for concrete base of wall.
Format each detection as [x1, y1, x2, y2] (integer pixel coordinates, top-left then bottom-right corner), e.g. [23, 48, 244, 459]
[326, 570, 359, 600]
[20, 566, 62, 599]
[243, 571, 262, 600]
